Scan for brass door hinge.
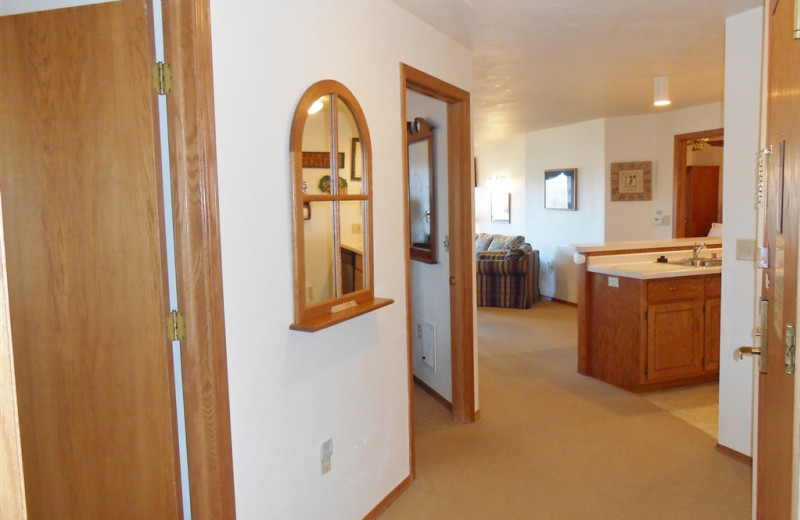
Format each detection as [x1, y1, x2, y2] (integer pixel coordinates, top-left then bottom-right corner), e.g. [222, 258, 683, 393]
[785, 324, 796, 375]
[166, 310, 186, 342]
[151, 62, 173, 95]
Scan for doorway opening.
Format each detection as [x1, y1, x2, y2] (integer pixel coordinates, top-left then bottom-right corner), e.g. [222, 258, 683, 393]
[673, 128, 724, 238]
[400, 64, 475, 478]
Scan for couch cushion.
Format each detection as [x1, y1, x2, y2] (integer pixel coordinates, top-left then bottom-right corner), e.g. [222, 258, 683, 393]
[487, 234, 524, 251]
[475, 233, 494, 252]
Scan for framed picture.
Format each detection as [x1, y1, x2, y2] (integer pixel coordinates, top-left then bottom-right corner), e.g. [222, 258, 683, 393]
[302, 151, 345, 169]
[544, 168, 577, 210]
[350, 138, 362, 181]
[490, 192, 511, 222]
[611, 161, 652, 201]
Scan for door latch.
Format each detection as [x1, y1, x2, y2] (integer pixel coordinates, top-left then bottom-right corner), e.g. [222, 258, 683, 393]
[785, 324, 796, 375]
[737, 299, 769, 374]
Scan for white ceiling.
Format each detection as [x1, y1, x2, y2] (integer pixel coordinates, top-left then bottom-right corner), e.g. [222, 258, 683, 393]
[390, 0, 762, 145]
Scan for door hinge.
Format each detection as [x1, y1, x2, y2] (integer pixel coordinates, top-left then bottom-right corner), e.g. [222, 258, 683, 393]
[166, 310, 186, 342]
[151, 62, 173, 95]
[785, 324, 796, 375]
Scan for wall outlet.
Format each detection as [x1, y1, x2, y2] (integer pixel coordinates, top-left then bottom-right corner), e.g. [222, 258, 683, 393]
[351, 222, 362, 234]
[608, 276, 619, 288]
[652, 216, 663, 226]
[321, 438, 333, 475]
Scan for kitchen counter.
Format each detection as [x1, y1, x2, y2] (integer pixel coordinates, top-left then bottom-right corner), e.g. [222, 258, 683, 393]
[574, 237, 721, 255]
[586, 249, 722, 280]
[577, 243, 722, 392]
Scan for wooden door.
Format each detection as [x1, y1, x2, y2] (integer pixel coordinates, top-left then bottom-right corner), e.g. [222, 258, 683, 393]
[756, 0, 800, 517]
[0, 2, 182, 519]
[685, 165, 720, 237]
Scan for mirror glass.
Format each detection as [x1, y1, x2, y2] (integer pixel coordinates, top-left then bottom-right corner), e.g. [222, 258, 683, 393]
[407, 118, 436, 263]
[303, 201, 335, 304]
[339, 200, 366, 294]
[302, 95, 333, 192]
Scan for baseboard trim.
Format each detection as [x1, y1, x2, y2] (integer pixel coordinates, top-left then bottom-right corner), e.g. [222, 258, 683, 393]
[413, 376, 453, 411]
[543, 296, 578, 307]
[362, 475, 412, 519]
[715, 443, 753, 466]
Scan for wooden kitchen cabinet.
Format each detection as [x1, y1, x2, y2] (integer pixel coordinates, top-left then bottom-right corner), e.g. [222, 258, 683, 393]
[580, 272, 720, 392]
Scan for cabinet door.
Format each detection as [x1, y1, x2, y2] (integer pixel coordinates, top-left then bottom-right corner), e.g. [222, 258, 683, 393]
[646, 301, 704, 381]
[704, 298, 721, 371]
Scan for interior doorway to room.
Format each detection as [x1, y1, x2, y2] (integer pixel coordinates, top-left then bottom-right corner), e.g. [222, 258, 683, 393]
[673, 128, 724, 238]
[400, 64, 474, 478]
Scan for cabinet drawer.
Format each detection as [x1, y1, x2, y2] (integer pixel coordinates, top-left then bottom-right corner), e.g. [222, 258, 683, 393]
[647, 278, 703, 303]
[705, 275, 721, 298]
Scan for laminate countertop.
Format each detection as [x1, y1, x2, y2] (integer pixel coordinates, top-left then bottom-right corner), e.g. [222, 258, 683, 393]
[586, 249, 722, 280]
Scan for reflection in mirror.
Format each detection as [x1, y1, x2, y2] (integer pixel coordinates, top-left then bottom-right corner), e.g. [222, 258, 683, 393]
[302, 95, 333, 193]
[303, 201, 335, 304]
[339, 200, 366, 295]
[407, 117, 437, 264]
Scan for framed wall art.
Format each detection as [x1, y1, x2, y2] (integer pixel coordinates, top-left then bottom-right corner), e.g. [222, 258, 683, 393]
[544, 168, 577, 210]
[610, 161, 652, 201]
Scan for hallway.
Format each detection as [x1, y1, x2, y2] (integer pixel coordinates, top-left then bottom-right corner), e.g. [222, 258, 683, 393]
[381, 302, 751, 519]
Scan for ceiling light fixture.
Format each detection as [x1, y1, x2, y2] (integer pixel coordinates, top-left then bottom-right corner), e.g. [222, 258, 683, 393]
[653, 75, 670, 107]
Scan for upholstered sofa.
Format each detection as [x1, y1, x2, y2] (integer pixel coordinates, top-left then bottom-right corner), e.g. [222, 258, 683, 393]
[475, 233, 541, 309]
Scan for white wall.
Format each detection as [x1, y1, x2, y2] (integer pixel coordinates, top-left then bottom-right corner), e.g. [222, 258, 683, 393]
[208, 0, 472, 518]
[525, 119, 606, 301]
[475, 137, 526, 236]
[604, 103, 723, 242]
[407, 90, 452, 402]
[718, 6, 763, 457]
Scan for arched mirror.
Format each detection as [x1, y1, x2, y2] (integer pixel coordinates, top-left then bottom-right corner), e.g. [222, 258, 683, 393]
[289, 80, 392, 331]
[407, 117, 437, 264]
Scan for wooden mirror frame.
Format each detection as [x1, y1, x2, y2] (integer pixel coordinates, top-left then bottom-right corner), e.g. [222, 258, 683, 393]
[407, 117, 437, 264]
[289, 80, 392, 332]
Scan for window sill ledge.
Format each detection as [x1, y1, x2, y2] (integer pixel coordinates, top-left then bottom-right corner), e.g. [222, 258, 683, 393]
[290, 297, 394, 333]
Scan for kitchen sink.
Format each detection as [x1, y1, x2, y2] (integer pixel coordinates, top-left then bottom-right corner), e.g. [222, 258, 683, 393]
[667, 257, 722, 267]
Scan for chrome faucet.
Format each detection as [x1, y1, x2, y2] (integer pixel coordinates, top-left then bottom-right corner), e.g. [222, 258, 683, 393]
[692, 242, 706, 260]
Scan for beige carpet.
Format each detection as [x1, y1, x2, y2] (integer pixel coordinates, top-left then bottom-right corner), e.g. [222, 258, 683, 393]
[380, 301, 751, 519]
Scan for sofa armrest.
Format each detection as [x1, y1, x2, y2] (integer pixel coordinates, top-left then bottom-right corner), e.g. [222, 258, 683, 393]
[476, 254, 529, 275]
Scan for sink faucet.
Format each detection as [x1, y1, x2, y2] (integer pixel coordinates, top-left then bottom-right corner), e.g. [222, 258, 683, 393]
[693, 242, 706, 260]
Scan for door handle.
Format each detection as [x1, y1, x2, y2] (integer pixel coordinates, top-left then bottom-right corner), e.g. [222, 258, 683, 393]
[736, 299, 768, 374]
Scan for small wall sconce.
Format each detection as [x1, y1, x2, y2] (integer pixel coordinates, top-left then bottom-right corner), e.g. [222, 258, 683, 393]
[653, 75, 670, 107]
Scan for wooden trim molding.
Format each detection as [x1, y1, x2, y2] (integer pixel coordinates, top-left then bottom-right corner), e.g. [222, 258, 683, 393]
[362, 476, 412, 519]
[413, 376, 453, 411]
[716, 443, 753, 466]
[162, 1, 236, 518]
[0, 212, 26, 519]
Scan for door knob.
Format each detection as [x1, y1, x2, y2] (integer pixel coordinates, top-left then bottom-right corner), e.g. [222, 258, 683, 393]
[736, 346, 761, 360]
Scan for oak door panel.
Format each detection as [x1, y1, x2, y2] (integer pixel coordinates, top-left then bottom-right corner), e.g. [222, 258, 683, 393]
[0, 2, 181, 518]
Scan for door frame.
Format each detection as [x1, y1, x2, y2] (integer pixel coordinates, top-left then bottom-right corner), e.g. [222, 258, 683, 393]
[161, 1, 236, 518]
[672, 127, 724, 238]
[0, 1, 236, 518]
[400, 64, 476, 478]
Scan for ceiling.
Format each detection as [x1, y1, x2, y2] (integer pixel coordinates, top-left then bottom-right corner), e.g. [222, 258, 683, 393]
[389, 0, 762, 145]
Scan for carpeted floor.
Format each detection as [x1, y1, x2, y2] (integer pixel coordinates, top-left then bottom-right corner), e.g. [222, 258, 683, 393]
[380, 301, 752, 519]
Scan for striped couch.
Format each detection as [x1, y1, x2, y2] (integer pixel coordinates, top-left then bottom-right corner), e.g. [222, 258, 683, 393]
[475, 233, 541, 309]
